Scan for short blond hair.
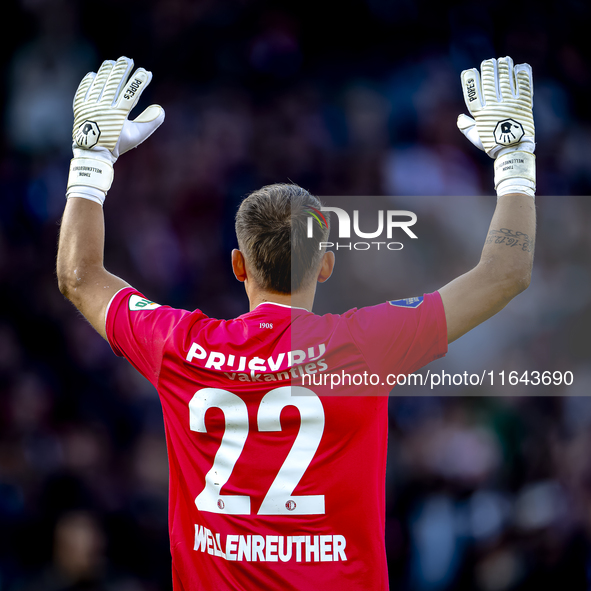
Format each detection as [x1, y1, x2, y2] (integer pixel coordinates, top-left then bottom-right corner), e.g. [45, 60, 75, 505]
[235, 183, 330, 294]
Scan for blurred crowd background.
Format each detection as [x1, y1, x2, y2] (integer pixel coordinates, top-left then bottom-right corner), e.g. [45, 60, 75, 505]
[2, 0, 591, 589]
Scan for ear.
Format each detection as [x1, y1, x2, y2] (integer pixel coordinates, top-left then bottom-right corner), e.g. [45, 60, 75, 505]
[317, 251, 335, 283]
[232, 249, 247, 282]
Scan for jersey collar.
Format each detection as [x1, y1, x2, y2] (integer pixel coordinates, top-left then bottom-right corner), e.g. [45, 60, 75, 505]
[253, 301, 310, 312]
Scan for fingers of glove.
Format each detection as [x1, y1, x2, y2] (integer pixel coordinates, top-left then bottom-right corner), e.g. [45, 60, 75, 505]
[480, 58, 501, 105]
[457, 114, 485, 151]
[87, 60, 116, 103]
[113, 68, 153, 113]
[73, 72, 95, 110]
[461, 67, 484, 112]
[514, 63, 534, 107]
[115, 105, 165, 157]
[497, 56, 516, 100]
[101, 56, 134, 105]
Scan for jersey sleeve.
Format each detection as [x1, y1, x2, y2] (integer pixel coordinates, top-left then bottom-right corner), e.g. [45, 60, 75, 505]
[346, 291, 448, 378]
[105, 287, 196, 387]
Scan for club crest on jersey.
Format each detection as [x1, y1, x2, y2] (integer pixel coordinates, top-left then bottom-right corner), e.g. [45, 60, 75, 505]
[388, 296, 423, 309]
[494, 118, 524, 146]
[74, 120, 100, 148]
[129, 294, 161, 311]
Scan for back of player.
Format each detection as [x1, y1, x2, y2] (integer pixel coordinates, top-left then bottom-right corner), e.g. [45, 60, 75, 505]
[106, 286, 447, 591]
[58, 55, 535, 591]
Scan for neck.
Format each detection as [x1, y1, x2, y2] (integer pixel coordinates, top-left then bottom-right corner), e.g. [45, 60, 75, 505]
[247, 287, 316, 312]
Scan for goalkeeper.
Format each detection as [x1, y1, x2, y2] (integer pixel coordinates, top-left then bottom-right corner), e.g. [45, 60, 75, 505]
[56, 56, 536, 590]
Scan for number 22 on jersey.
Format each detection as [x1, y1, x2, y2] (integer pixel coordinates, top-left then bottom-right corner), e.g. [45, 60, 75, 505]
[189, 386, 325, 516]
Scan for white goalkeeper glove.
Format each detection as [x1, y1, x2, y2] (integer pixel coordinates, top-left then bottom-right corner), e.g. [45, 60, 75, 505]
[67, 56, 165, 205]
[457, 56, 535, 198]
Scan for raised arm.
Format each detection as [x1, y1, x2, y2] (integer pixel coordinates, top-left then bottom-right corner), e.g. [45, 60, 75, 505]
[56, 57, 165, 339]
[57, 199, 128, 340]
[439, 56, 536, 343]
[439, 193, 534, 343]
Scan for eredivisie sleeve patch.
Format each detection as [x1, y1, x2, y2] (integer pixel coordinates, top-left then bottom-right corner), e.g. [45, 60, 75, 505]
[129, 294, 161, 311]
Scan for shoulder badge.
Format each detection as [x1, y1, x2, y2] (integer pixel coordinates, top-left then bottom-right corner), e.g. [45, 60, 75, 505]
[388, 296, 423, 309]
[129, 294, 161, 311]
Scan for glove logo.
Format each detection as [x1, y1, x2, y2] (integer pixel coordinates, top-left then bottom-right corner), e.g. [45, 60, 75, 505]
[74, 120, 101, 148]
[494, 119, 524, 146]
[124, 78, 143, 100]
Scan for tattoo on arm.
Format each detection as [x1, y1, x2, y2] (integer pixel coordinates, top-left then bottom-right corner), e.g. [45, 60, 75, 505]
[485, 228, 533, 252]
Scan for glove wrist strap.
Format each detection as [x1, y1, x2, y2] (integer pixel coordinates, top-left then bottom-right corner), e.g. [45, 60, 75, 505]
[67, 156, 114, 194]
[66, 187, 106, 206]
[496, 179, 536, 199]
[494, 151, 536, 198]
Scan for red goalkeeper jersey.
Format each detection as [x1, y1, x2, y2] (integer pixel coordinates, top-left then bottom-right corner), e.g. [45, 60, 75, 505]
[106, 288, 447, 591]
